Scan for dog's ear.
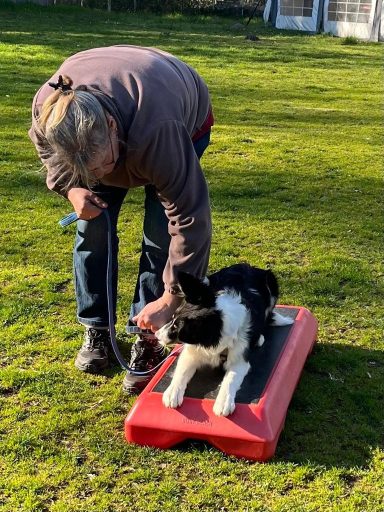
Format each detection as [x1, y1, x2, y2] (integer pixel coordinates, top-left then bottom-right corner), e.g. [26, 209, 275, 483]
[178, 272, 216, 307]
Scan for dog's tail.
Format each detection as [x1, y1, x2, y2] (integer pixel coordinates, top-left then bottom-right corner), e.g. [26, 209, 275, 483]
[270, 310, 294, 326]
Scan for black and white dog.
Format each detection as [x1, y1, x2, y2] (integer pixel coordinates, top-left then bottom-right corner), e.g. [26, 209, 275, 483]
[156, 263, 293, 417]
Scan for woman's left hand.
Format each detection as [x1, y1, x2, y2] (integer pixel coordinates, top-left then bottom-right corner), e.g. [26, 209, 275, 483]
[132, 292, 183, 332]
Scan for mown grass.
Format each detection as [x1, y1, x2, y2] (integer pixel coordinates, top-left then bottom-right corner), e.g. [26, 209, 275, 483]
[0, 4, 383, 511]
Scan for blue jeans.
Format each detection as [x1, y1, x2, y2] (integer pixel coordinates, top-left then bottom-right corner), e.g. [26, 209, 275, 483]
[74, 130, 211, 328]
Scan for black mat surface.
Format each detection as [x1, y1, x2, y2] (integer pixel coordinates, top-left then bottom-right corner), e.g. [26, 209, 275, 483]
[153, 307, 297, 405]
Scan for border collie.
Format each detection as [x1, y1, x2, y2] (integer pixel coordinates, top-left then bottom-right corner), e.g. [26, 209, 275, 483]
[156, 263, 293, 417]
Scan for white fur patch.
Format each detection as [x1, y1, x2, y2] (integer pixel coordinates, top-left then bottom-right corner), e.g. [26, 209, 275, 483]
[162, 345, 201, 409]
[155, 321, 173, 346]
[215, 292, 251, 342]
[213, 359, 251, 416]
[271, 310, 294, 326]
[162, 292, 253, 416]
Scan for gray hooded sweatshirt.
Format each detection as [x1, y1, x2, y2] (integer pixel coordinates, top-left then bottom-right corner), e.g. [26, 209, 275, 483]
[29, 45, 213, 294]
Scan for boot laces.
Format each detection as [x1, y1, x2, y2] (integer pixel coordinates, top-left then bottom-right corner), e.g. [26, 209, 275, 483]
[129, 339, 166, 372]
[85, 328, 109, 351]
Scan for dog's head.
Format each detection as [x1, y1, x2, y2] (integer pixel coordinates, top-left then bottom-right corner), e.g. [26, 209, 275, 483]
[155, 272, 223, 348]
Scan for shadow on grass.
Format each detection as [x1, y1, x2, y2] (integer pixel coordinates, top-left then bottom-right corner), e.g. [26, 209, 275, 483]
[1, 5, 382, 74]
[1, 166, 382, 282]
[1, 30, 381, 71]
[276, 342, 384, 468]
[165, 343, 384, 469]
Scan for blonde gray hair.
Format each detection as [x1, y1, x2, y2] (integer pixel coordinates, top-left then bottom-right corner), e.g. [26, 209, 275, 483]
[38, 76, 110, 191]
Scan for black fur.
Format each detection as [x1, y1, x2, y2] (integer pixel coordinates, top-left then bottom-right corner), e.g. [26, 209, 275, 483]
[209, 263, 278, 347]
[177, 272, 216, 307]
[171, 264, 278, 350]
[177, 305, 224, 347]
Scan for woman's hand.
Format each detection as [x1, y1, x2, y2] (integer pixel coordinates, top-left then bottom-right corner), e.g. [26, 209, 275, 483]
[132, 291, 183, 332]
[67, 188, 108, 220]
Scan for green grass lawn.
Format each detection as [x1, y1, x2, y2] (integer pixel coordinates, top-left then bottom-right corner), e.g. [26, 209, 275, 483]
[0, 3, 383, 511]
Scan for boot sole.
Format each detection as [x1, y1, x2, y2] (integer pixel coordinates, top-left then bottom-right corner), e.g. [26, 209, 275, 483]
[75, 359, 109, 374]
[122, 374, 151, 394]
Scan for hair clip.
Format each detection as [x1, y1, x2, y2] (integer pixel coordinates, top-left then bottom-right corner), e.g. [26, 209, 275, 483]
[48, 75, 72, 92]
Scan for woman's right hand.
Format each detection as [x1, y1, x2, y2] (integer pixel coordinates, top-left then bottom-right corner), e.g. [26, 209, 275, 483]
[67, 188, 108, 220]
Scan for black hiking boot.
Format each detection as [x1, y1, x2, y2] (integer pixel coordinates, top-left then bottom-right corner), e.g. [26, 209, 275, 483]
[75, 328, 110, 374]
[122, 336, 169, 394]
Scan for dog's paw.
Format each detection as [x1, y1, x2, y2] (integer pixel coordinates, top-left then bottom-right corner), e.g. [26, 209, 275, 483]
[162, 384, 185, 409]
[213, 395, 236, 417]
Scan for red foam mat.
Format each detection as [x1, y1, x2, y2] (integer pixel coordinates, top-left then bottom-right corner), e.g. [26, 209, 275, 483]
[124, 306, 318, 461]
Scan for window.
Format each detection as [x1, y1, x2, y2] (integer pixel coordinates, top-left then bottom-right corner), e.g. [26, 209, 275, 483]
[280, 0, 314, 17]
[328, 0, 372, 22]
